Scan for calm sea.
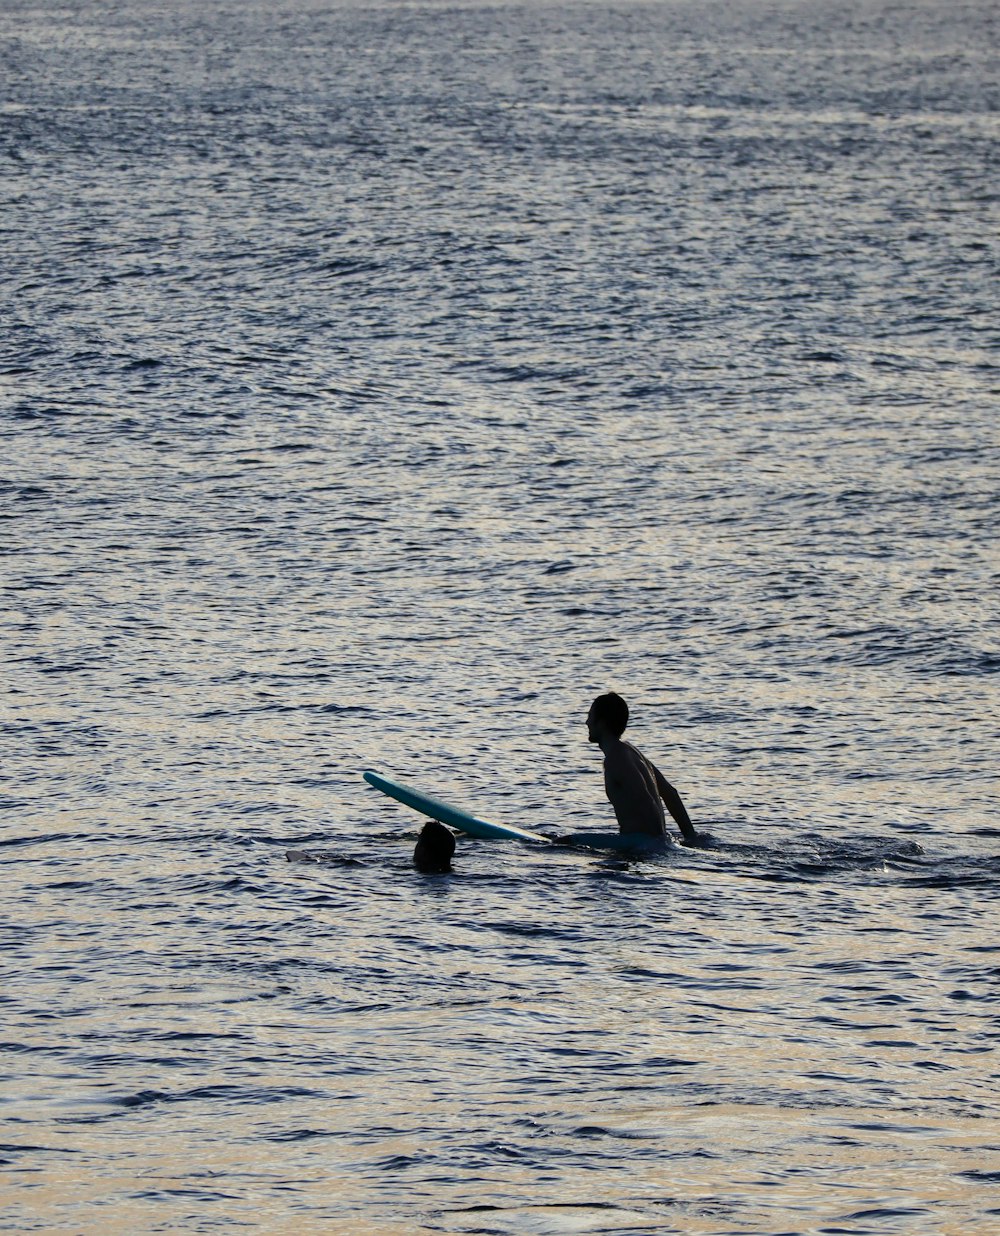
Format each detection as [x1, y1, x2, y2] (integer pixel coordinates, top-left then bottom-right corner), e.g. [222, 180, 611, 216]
[2, 0, 998, 1231]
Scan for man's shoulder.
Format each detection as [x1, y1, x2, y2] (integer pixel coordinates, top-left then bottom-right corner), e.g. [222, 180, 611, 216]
[605, 740, 647, 772]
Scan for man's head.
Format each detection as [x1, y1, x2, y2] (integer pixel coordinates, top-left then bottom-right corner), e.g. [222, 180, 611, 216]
[413, 820, 456, 873]
[587, 692, 629, 743]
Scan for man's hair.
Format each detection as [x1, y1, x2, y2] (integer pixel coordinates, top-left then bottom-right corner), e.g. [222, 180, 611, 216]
[414, 820, 456, 873]
[592, 692, 629, 736]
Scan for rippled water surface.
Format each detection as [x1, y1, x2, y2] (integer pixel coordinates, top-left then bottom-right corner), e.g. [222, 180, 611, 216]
[2, 0, 998, 1231]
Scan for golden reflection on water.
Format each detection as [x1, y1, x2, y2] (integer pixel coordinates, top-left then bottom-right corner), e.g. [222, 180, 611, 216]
[6, 1094, 991, 1235]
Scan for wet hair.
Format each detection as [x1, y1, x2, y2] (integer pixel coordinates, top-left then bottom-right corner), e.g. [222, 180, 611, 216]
[413, 820, 456, 873]
[591, 691, 629, 736]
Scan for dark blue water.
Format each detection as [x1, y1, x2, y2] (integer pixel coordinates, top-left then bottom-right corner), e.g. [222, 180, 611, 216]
[2, 0, 998, 1231]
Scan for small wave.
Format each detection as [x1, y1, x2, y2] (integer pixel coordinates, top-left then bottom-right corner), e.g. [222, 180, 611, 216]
[285, 850, 365, 866]
[711, 833, 934, 884]
[842, 1207, 932, 1221]
[111, 1084, 326, 1111]
[571, 1125, 662, 1140]
[192, 701, 371, 719]
[262, 1127, 337, 1143]
[0, 830, 91, 849]
[152, 1030, 248, 1042]
[0, 1142, 79, 1157]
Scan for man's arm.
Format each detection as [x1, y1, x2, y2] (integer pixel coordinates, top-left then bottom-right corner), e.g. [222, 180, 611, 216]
[651, 764, 698, 844]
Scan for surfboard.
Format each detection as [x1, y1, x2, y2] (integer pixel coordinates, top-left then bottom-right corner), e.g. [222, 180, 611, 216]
[556, 830, 674, 852]
[363, 770, 551, 844]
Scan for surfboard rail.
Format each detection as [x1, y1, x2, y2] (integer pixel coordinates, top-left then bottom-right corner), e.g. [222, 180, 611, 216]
[363, 770, 551, 844]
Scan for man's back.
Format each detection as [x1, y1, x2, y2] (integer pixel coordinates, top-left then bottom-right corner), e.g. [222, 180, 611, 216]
[603, 739, 669, 837]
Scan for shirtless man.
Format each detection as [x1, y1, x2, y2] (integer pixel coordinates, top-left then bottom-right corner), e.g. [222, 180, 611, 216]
[587, 692, 699, 845]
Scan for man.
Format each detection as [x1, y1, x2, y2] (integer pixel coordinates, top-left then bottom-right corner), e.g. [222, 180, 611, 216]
[587, 692, 699, 845]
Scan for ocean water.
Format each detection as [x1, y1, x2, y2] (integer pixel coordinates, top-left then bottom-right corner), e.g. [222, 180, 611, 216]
[2, 0, 998, 1231]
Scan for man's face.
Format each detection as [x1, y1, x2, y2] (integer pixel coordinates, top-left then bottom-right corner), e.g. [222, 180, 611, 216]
[586, 703, 600, 743]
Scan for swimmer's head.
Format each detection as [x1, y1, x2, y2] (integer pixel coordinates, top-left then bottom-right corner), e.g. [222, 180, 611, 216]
[587, 692, 629, 741]
[413, 820, 456, 873]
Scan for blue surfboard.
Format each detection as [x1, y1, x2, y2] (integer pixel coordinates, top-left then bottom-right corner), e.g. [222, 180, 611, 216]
[363, 770, 551, 844]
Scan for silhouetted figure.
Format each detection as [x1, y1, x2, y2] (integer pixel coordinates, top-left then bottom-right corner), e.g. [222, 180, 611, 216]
[413, 820, 456, 872]
[587, 692, 699, 845]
